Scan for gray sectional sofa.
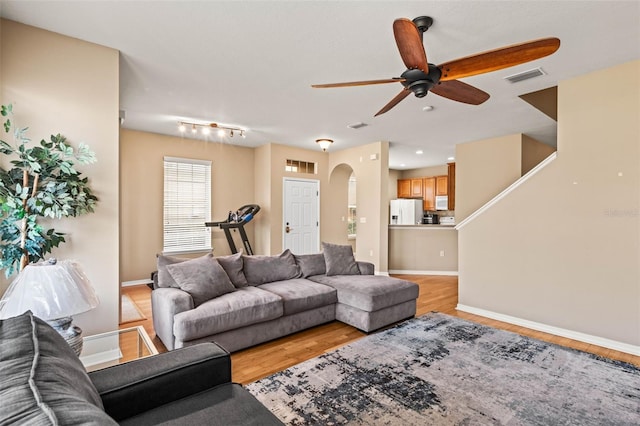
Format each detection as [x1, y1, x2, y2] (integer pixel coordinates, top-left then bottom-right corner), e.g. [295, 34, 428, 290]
[152, 243, 419, 352]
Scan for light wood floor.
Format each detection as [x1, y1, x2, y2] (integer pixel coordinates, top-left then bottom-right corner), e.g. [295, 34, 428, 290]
[121, 275, 639, 385]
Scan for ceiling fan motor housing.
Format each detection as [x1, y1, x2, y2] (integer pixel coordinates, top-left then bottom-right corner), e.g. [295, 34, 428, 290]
[401, 64, 442, 97]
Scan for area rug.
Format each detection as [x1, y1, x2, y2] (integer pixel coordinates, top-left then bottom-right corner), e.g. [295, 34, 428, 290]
[246, 312, 640, 425]
[120, 294, 146, 324]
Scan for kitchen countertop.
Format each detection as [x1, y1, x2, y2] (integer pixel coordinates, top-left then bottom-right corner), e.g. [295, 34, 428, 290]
[389, 224, 456, 229]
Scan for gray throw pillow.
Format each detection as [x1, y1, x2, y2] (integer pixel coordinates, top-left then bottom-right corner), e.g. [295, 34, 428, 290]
[156, 253, 211, 288]
[0, 311, 117, 425]
[242, 249, 301, 285]
[295, 253, 326, 278]
[166, 254, 235, 306]
[322, 242, 361, 276]
[217, 252, 249, 288]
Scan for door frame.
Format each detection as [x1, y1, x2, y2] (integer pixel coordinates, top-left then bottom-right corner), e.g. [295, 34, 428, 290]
[282, 177, 320, 253]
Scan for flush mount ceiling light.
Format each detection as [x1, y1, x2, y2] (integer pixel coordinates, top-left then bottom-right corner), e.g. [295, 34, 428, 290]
[316, 138, 334, 152]
[422, 105, 434, 112]
[416, 150, 424, 154]
[178, 121, 246, 138]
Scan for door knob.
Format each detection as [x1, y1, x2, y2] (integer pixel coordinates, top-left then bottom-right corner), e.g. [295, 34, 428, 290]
[285, 226, 292, 233]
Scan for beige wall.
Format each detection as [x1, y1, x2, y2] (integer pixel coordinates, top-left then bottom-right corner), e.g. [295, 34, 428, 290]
[329, 142, 390, 272]
[253, 144, 272, 255]
[521, 135, 556, 175]
[388, 169, 401, 199]
[389, 227, 458, 272]
[455, 133, 555, 223]
[0, 20, 120, 335]
[400, 164, 448, 179]
[455, 134, 523, 222]
[119, 129, 255, 281]
[458, 60, 640, 349]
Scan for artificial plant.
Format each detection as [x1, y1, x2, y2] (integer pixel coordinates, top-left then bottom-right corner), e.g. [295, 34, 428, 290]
[0, 104, 98, 277]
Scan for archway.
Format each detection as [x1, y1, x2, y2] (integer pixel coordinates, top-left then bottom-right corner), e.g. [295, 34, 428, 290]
[326, 163, 355, 250]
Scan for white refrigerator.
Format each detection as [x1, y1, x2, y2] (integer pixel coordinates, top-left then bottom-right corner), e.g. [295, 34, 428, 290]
[390, 199, 423, 225]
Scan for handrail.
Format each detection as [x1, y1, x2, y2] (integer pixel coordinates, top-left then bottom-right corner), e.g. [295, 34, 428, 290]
[455, 152, 557, 230]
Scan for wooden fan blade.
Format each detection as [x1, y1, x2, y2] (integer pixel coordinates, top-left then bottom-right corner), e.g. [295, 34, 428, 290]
[312, 78, 404, 88]
[374, 89, 412, 117]
[431, 80, 490, 105]
[393, 18, 429, 74]
[438, 38, 560, 81]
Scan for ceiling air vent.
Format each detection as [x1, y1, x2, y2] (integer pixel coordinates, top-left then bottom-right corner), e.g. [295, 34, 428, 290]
[504, 67, 546, 83]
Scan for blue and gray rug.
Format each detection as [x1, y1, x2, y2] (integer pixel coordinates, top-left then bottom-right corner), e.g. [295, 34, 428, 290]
[246, 312, 640, 425]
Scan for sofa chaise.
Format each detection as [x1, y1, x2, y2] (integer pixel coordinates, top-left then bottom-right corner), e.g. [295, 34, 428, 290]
[0, 311, 283, 425]
[152, 243, 419, 352]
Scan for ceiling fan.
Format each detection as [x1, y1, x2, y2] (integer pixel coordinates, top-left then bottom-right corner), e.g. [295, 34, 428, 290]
[312, 16, 560, 116]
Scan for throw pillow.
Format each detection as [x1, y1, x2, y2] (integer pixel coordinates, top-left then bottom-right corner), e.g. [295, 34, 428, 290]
[166, 254, 235, 306]
[156, 253, 211, 289]
[217, 252, 249, 288]
[322, 242, 361, 276]
[0, 311, 118, 425]
[294, 253, 326, 278]
[242, 249, 301, 285]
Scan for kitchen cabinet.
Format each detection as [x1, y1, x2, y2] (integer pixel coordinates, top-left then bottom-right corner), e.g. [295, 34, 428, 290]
[397, 164, 456, 211]
[423, 177, 435, 211]
[397, 179, 411, 198]
[436, 176, 448, 196]
[410, 178, 423, 198]
[397, 178, 423, 198]
[447, 162, 456, 210]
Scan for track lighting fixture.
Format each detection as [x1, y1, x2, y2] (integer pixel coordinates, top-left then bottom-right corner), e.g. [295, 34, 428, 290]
[178, 121, 247, 139]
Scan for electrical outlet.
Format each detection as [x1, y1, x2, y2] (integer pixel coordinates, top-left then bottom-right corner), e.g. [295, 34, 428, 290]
[369, 249, 374, 257]
[341, 216, 345, 221]
[360, 217, 366, 223]
[440, 250, 445, 257]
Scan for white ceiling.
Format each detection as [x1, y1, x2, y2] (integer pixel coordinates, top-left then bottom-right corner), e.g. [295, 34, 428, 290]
[1, 1, 639, 169]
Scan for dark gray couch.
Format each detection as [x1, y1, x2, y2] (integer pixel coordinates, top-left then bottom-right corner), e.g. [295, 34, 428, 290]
[0, 311, 283, 425]
[153, 244, 419, 352]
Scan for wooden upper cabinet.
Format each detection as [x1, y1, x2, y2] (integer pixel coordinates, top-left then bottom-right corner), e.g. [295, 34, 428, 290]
[410, 178, 423, 198]
[447, 162, 456, 210]
[423, 177, 435, 211]
[397, 179, 411, 198]
[436, 176, 448, 196]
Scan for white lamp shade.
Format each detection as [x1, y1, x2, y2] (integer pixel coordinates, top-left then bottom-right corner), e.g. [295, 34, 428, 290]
[0, 260, 99, 320]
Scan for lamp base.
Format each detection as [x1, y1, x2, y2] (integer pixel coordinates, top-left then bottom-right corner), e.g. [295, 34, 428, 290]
[47, 317, 83, 356]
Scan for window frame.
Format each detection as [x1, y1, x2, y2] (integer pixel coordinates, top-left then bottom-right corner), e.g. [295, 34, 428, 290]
[162, 156, 212, 254]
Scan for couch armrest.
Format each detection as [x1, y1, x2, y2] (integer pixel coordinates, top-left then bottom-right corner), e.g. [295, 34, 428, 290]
[357, 261, 375, 275]
[152, 287, 193, 350]
[89, 343, 230, 422]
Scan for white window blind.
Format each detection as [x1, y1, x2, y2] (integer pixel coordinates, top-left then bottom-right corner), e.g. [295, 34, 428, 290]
[163, 157, 212, 253]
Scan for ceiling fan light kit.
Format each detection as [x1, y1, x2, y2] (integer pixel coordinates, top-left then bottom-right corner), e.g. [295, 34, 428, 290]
[179, 121, 246, 138]
[312, 15, 560, 116]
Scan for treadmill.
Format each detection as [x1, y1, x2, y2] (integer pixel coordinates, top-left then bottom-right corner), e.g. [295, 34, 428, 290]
[205, 204, 260, 255]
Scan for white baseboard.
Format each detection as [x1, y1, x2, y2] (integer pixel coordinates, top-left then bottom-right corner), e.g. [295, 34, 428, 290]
[375, 271, 390, 276]
[457, 304, 640, 356]
[121, 279, 153, 287]
[389, 270, 458, 276]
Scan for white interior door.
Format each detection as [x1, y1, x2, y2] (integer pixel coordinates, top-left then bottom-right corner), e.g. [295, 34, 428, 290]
[283, 178, 319, 254]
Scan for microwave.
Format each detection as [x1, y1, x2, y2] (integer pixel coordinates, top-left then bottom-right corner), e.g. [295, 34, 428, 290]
[435, 196, 448, 211]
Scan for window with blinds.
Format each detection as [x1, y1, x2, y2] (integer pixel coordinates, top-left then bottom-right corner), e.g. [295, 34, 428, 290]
[163, 157, 212, 254]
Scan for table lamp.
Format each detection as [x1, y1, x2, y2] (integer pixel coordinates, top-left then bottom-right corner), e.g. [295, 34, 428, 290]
[0, 259, 99, 355]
